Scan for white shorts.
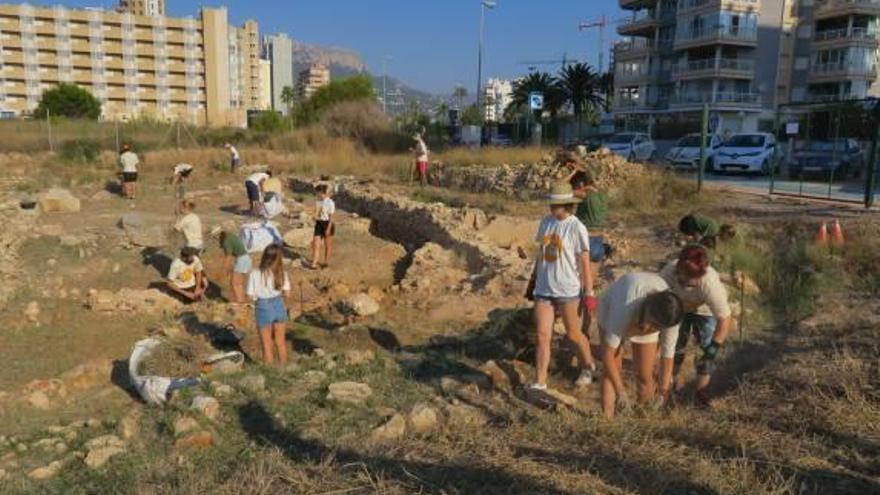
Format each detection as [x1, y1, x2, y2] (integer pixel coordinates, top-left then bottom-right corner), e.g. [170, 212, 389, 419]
[603, 329, 659, 349]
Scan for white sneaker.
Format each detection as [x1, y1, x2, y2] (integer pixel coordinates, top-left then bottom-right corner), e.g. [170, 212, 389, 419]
[575, 369, 594, 387]
[526, 383, 547, 391]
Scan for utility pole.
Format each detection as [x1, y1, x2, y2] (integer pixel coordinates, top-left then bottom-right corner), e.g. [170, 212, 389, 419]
[476, 0, 497, 112]
[578, 16, 606, 72]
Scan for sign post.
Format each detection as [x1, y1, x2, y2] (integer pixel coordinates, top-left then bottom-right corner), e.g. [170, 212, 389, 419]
[528, 92, 544, 147]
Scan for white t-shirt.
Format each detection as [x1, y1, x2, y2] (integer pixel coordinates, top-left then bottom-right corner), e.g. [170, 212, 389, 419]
[229, 146, 240, 160]
[659, 261, 731, 318]
[246, 269, 291, 300]
[316, 197, 335, 221]
[246, 172, 269, 185]
[533, 215, 590, 298]
[598, 272, 679, 359]
[415, 139, 428, 162]
[167, 257, 203, 289]
[174, 213, 203, 249]
[119, 151, 139, 173]
[173, 163, 193, 176]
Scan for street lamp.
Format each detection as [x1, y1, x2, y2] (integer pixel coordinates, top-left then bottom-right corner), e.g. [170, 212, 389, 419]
[476, 0, 496, 113]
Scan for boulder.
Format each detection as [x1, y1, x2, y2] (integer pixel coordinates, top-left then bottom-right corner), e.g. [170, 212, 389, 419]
[59, 359, 113, 392]
[283, 228, 313, 248]
[173, 417, 200, 437]
[342, 349, 375, 367]
[407, 404, 439, 435]
[28, 460, 64, 480]
[38, 188, 80, 213]
[326, 381, 372, 405]
[369, 413, 406, 444]
[338, 293, 380, 317]
[120, 213, 168, 248]
[190, 396, 220, 421]
[83, 435, 125, 469]
[174, 430, 215, 450]
[479, 360, 510, 390]
[238, 374, 266, 394]
[443, 403, 488, 427]
[24, 301, 40, 323]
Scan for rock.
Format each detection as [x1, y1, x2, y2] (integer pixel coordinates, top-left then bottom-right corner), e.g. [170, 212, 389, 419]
[238, 375, 266, 394]
[443, 403, 488, 427]
[117, 408, 141, 441]
[87, 289, 181, 314]
[302, 370, 328, 386]
[84, 445, 124, 469]
[190, 396, 220, 421]
[338, 293, 380, 317]
[440, 376, 464, 394]
[120, 214, 168, 248]
[212, 383, 235, 398]
[479, 360, 510, 390]
[407, 404, 439, 435]
[209, 357, 244, 376]
[342, 349, 375, 367]
[28, 460, 64, 480]
[369, 413, 406, 443]
[326, 381, 372, 405]
[174, 430, 215, 450]
[59, 359, 113, 392]
[26, 390, 52, 410]
[282, 228, 313, 248]
[90, 190, 114, 201]
[173, 417, 200, 437]
[38, 188, 80, 213]
[24, 301, 40, 323]
[84, 435, 124, 450]
[366, 285, 385, 302]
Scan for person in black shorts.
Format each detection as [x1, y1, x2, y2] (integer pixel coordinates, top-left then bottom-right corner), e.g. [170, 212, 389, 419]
[306, 184, 335, 270]
[119, 144, 140, 201]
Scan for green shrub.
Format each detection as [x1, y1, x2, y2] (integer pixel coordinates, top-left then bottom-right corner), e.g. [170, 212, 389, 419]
[35, 83, 101, 120]
[249, 110, 288, 134]
[58, 138, 102, 163]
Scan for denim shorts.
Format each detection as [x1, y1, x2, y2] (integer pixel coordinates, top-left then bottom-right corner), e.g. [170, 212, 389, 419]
[255, 296, 289, 329]
[589, 235, 606, 263]
[675, 313, 718, 375]
[233, 254, 252, 274]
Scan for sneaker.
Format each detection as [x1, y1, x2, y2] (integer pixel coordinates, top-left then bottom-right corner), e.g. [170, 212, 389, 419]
[526, 382, 547, 392]
[575, 369, 594, 387]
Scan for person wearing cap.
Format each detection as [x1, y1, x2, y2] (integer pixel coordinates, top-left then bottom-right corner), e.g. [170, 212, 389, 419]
[598, 273, 684, 418]
[225, 143, 240, 173]
[118, 144, 139, 201]
[411, 132, 429, 186]
[660, 245, 732, 407]
[212, 226, 250, 303]
[170, 164, 194, 216]
[166, 246, 208, 302]
[526, 181, 598, 391]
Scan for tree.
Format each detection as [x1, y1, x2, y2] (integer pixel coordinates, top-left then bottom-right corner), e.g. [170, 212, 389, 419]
[249, 110, 287, 133]
[294, 75, 375, 126]
[453, 86, 468, 110]
[280, 85, 296, 116]
[434, 102, 450, 125]
[508, 72, 565, 120]
[35, 83, 101, 120]
[598, 71, 614, 112]
[557, 63, 604, 136]
[460, 104, 483, 126]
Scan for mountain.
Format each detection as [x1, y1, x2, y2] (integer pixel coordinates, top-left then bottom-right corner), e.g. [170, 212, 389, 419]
[291, 42, 445, 115]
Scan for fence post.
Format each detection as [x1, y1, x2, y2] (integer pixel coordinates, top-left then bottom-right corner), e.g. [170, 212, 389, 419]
[866, 116, 879, 208]
[698, 103, 708, 192]
[770, 108, 781, 195]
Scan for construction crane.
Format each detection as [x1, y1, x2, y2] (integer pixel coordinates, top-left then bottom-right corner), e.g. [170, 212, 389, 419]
[578, 16, 607, 73]
[516, 53, 581, 72]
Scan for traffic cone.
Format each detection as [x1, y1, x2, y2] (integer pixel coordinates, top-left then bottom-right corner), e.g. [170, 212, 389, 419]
[816, 222, 828, 246]
[831, 219, 845, 247]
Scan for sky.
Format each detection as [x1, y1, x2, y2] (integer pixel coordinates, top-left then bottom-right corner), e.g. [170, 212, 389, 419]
[61, 0, 622, 94]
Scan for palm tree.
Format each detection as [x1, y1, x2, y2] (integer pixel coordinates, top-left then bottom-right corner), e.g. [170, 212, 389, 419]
[509, 72, 565, 120]
[280, 85, 296, 116]
[557, 63, 604, 137]
[598, 71, 614, 112]
[452, 86, 468, 110]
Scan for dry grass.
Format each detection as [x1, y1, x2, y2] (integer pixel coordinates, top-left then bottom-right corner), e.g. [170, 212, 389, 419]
[433, 146, 554, 167]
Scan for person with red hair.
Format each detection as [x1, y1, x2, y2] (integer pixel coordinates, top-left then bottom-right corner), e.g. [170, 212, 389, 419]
[659, 245, 732, 407]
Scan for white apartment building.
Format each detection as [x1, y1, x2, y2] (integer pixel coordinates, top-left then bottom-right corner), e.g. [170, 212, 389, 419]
[483, 77, 514, 123]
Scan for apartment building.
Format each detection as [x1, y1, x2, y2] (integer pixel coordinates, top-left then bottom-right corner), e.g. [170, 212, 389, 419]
[297, 63, 330, 100]
[258, 58, 271, 110]
[483, 78, 514, 122]
[230, 19, 261, 112]
[262, 33, 293, 115]
[613, 0, 785, 134]
[0, 3, 258, 126]
[118, 0, 165, 17]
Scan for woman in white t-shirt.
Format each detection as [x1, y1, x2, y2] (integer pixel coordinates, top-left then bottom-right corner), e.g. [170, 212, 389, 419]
[246, 244, 291, 365]
[526, 181, 597, 391]
[174, 200, 203, 251]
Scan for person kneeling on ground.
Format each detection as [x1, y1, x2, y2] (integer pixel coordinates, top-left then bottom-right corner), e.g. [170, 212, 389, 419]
[246, 244, 291, 365]
[526, 181, 598, 391]
[660, 245, 732, 408]
[307, 183, 335, 270]
[166, 246, 209, 302]
[212, 226, 250, 304]
[678, 213, 735, 249]
[598, 273, 684, 418]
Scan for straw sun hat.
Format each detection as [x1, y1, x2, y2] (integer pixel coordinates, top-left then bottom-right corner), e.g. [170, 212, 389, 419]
[547, 181, 580, 206]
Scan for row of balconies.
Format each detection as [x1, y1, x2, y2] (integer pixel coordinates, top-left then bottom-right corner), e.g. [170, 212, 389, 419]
[617, 57, 754, 82]
[614, 90, 762, 110]
[815, 0, 880, 20]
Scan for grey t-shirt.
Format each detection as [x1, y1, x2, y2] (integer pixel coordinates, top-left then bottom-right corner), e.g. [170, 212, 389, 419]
[659, 261, 731, 318]
[598, 272, 679, 358]
[533, 215, 590, 298]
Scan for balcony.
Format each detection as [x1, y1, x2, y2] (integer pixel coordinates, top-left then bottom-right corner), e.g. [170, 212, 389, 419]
[815, 0, 880, 20]
[671, 58, 755, 80]
[615, 66, 666, 84]
[677, 0, 760, 15]
[807, 92, 858, 103]
[812, 27, 879, 47]
[809, 62, 876, 82]
[620, 0, 657, 9]
[670, 91, 761, 108]
[614, 96, 669, 112]
[613, 38, 657, 60]
[674, 25, 758, 49]
[617, 11, 659, 36]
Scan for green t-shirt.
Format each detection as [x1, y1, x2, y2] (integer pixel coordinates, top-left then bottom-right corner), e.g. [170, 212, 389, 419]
[222, 233, 247, 257]
[693, 214, 719, 238]
[575, 191, 609, 229]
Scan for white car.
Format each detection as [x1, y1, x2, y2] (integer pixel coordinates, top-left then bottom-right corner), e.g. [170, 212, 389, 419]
[666, 133, 722, 170]
[602, 132, 656, 162]
[714, 132, 779, 175]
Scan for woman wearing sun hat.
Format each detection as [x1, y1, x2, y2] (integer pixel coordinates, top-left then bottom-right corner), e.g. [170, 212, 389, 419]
[526, 181, 598, 391]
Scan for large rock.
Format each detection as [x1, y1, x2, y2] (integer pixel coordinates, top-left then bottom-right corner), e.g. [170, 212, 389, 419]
[38, 188, 80, 213]
[369, 413, 406, 443]
[120, 213, 168, 248]
[174, 430, 215, 450]
[407, 404, 439, 435]
[338, 293, 380, 317]
[190, 396, 220, 421]
[326, 381, 372, 405]
[283, 228, 313, 248]
[28, 460, 64, 480]
[84, 435, 125, 469]
[87, 289, 181, 314]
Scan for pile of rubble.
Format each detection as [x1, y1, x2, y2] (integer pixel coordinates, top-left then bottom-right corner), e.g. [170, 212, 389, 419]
[430, 148, 645, 196]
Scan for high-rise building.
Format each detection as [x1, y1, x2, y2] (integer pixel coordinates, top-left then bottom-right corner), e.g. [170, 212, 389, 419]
[258, 58, 272, 110]
[0, 4, 258, 126]
[613, 0, 784, 134]
[229, 19, 261, 111]
[118, 0, 165, 17]
[297, 63, 330, 100]
[483, 78, 514, 122]
[262, 33, 293, 115]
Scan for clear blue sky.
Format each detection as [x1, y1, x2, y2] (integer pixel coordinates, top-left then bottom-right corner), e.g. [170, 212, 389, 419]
[63, 0, 621, 94]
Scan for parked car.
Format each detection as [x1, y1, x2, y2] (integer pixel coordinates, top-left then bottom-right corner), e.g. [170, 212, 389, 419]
[714, 132, 779, 175]
[602, 132, 656, 162]
[665, 133, 722, 171]
[788, 139, 864, 180]
[489, 135, 513, 147]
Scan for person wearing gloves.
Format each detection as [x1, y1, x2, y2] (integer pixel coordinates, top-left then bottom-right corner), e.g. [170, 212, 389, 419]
[526, 181, 598, 391]
[660, 244, 732, 407]
[598, 273, 684, 418]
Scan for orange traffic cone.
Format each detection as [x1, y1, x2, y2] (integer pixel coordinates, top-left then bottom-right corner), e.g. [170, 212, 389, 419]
[831, 219, 845, 247]
[816, 222, 828, 246]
